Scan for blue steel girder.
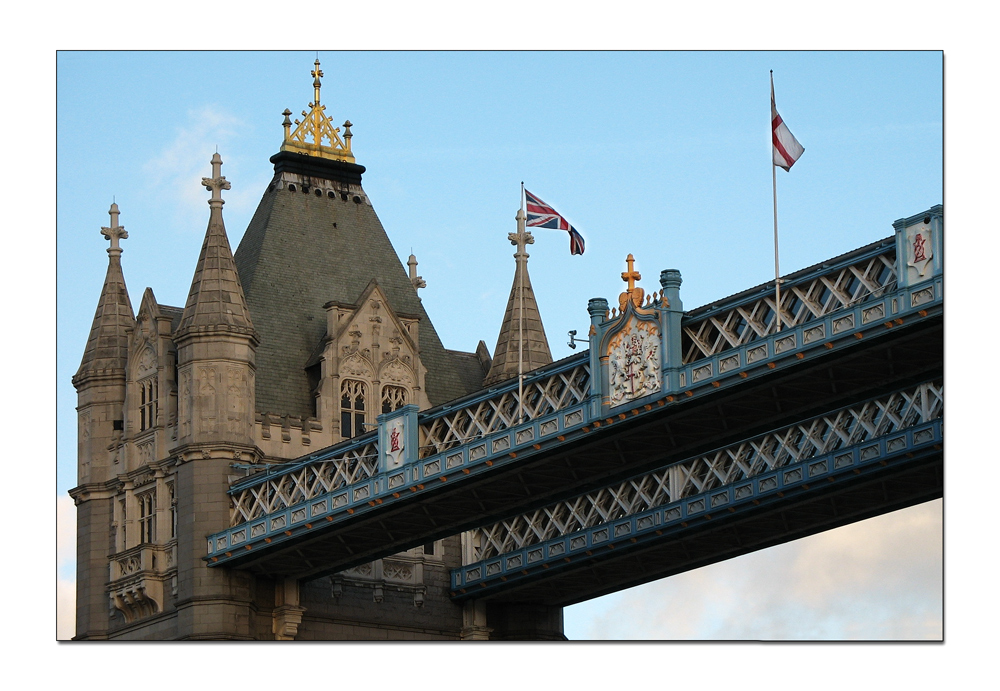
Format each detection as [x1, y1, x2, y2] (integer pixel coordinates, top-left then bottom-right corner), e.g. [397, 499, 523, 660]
[678, 237, 898, 364]
[222, 235, 903, 528]
[450, 380, 942, 605]
[203, 274, 941, 580]
[220, 237, 904, 526]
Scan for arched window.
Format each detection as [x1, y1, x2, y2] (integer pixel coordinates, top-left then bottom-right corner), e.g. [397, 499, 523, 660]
[138, 491, 156, 544]
[139, 376, 157, 432]
[168, 482, 176, 539]
[117, 497, 127, 551]
[340, 379, 368, 439]
[381, 385, 408, 414]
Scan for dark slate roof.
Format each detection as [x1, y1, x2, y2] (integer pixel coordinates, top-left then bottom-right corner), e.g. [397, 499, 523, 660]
[158, 305, 185, 334]
[446, 348, 491, 397]
[74, 251, 135, 383]
[234, 157, 484, 418]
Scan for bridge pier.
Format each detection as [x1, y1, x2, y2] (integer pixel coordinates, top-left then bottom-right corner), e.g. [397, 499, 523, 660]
[272, 577, 306, 640]
[461, 600, 565, 640]
[485, 603, 566, 641]
[460, 600, 492, 640]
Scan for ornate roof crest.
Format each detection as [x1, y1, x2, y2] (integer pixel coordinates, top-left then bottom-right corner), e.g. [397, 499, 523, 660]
[280, 59, 355, 163]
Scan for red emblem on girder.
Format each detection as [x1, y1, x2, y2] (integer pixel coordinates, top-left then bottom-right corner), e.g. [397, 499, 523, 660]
[913, 233, 926, 263]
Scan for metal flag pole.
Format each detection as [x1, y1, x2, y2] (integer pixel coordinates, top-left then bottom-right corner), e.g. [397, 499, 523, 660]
[771, 70, 783, 334]
[518, 182, 526, 424]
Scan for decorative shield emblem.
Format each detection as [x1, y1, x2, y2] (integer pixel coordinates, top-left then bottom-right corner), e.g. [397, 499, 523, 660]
[906, 225, 933, 277]
[385, 417, 406, 470]
[607, 317, 661, 407]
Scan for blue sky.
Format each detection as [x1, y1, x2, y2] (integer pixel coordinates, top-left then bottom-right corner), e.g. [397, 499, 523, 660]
[55, 50, 946, 644]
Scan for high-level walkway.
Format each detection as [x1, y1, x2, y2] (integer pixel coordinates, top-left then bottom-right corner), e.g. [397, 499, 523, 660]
[452, 378, 941, 605]
[205, 207, 943, 597]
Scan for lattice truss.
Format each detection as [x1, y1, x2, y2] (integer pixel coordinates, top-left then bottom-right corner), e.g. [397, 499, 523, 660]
[681, 249, 897, 364]
[418, 364, 591, 458]
[231, 443, 378, 526]
[467, 380, 941, 561]
[228, 364, 591, 526]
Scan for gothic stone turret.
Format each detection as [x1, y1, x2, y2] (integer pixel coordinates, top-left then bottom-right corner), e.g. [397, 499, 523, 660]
[170, 153, 262, 639]
[70, 203, 135, 639]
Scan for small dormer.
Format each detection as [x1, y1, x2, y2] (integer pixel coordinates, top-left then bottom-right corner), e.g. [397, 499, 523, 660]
[314, 281, 430, 442]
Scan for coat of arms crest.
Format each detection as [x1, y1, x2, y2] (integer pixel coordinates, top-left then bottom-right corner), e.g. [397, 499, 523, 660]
[607, 318, 661, 406]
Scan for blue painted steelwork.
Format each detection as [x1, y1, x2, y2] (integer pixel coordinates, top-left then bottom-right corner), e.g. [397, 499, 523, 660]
[206, 278, 940, 564]
[463, 376, 943, 565]
[450, 410, 942, 597]
[205, 208, 942, 567]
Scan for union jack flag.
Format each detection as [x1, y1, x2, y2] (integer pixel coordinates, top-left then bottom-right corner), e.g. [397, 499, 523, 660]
[524, 189, 585, 255]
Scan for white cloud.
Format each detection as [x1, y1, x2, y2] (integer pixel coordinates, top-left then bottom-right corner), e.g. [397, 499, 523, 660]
[57, 496, 77, 640]
[57, 496, 76, 574]
[142, 106, 265, 234]
[57, 576, 76, 641]
[570, 500, 942, 640]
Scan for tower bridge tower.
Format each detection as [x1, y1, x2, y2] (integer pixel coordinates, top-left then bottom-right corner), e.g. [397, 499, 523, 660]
[71, 61, 562, 640]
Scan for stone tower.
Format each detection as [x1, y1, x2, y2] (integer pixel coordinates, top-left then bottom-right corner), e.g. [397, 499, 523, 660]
[170, 153, 261, 638]
[70, 203, 135, 639]
[71, 60, 564, 639]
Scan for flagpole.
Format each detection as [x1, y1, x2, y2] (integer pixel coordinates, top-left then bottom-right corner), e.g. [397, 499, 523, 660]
[771, 70, 783, 334]
[518, 182, 526, 425]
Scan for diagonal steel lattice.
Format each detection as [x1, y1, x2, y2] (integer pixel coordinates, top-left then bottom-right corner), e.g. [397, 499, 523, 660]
[227, 243, 899, 528]
[230, 442, 379, 525]
[466, 380, 941, 562]
[681, 247, 896, 364]
[228, 364, 591, 527]
[417, 364, 591, 459]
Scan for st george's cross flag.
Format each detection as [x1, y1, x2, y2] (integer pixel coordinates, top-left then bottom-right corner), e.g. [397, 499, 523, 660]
[771, 78, 805, 171]
[524, 189, 585, 255]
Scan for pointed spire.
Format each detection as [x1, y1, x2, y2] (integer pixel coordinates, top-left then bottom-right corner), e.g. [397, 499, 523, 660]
[177, 154, 256, 338]
[483, 209, 552, 386]
[74, 203, 135, 384]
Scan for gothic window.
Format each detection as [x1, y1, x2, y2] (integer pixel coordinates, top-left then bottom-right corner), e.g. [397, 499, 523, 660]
[168, 482, 176, 539]
[139, 376, 157, 432]
[381, 385, 408, 414]
[138, 491, 156, 544]
[118, 497, 127, 550]
[340, 379, 368, 439]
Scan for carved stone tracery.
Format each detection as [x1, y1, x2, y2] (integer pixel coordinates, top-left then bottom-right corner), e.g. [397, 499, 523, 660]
[334, 554, 428, 608]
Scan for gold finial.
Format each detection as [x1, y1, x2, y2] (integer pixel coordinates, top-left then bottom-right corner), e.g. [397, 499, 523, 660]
[311, 59, 323, 105]
[618, 254, 645, 311]
[281, 60, 355, 163]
